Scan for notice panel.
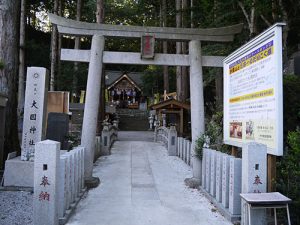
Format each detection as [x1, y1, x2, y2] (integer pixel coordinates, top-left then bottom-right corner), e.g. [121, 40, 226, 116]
[223, 23, 285, 156]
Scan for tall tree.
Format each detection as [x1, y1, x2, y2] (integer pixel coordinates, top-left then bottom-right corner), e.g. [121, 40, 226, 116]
[18, 0, 26, 117]
[50, 0, 59, 91]
[238, 0, 257, 37]
[73, 0, 83, 101]
[175, 0, 182, 101]
[96, 0, 105, 135]
[181, 0, 188, 101]
[162, 0, 169, 93]
[0, 0, 21, 155]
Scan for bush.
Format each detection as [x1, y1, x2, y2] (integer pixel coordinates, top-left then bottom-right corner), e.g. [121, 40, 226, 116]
[276, 129, 300, 224]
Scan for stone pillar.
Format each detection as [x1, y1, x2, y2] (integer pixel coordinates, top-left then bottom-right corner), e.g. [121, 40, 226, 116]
[189, 40, 205, 180]
[81, 35, 104, 186]
[168, 126, 177, 156]
[241, 143, 267, 225]
[21, 67, 48, 161]
[34, 140, 60, 225]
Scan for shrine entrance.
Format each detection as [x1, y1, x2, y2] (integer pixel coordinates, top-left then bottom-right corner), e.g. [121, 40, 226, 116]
[49, 13, 242, 183]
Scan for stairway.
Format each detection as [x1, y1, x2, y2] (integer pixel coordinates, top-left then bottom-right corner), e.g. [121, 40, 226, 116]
[117, 109, 149, 131]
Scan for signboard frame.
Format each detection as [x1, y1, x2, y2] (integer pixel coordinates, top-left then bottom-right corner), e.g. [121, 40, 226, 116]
[223, 23, 285, 156]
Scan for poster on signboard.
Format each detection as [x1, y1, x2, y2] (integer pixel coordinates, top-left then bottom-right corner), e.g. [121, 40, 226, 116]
[223, 23, 285, 156]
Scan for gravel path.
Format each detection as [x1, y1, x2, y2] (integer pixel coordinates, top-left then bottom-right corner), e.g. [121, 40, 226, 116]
[0, 190, 33, 225]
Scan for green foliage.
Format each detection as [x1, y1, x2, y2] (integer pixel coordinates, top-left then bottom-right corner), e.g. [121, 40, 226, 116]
[0, 60, 4, 70]
[194, 134, 206, 160]
[141, 65, 176, 96]
[283, 75, 300, 137]
[276, 129, 300, 224]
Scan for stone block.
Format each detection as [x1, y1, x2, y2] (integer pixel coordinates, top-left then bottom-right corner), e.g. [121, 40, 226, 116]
[210, 150, 217, 197]
[46, 113, 69, 150]
[229, 158, 242, 215]
[241, 143, 267, 225]
[58, 156, 66, 218]
[3, 157, 34, 187]
[34, 140, 60, 225]
[167, 126, 177, 156]
[215, 152, 224, 202]
[201, 148, 207, 189]
[205, 149, 211, 192]
[222, 155, 233, 208]
[21, 67, 48, 161]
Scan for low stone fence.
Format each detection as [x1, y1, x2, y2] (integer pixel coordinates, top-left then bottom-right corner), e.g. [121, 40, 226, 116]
[176, 137, 192, 166]
[154, 126, 178, 157]
[200, 148, 242, 222]
[33, 140, 85, 225]
[101, 123, 118, 155]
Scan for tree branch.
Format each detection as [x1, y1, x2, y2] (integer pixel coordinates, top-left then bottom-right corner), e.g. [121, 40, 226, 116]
[260, 14, 271, 26]
[238, 1, 250, 27]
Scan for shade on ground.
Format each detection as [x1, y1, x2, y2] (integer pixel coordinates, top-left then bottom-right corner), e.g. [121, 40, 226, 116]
[66, 134, 232, 225]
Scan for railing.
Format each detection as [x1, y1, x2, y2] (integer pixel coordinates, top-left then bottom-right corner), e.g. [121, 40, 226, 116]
[177, 137, 192, 166]
[201, 148, 242, 222]
[33, 140, 85, 225]
[154, 126, 177, 156]
[101, 122, 118, 155]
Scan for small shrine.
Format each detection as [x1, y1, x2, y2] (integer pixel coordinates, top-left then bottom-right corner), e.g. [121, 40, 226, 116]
[150, 99, 191, 136]
[105, 71, 143, 109]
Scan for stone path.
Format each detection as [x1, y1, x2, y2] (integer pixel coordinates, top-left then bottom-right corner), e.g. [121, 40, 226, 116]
[66, 139, 232, 225]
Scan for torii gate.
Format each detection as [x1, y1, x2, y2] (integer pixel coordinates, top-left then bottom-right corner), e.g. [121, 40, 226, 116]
[49, 14, 242, 186]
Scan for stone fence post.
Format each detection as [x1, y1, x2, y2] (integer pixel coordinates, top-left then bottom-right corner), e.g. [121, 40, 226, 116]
[167, 126, 177, 156]
[34, 140, 60, 225]
[241, 143, 267, 225]
[101, 123, 111, 155]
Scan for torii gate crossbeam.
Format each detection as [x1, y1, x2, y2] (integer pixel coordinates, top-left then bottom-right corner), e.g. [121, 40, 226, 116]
[49, 14, 242, 187]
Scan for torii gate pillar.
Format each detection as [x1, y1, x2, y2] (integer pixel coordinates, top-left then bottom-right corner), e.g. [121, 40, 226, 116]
[189, 40, 205, 183]
[81, 35, 104, 186]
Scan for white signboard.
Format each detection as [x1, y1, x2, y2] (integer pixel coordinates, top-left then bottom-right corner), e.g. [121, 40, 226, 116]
[223, 23, 285, 156]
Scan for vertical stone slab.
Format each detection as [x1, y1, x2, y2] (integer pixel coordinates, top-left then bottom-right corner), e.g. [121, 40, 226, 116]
[241, 143, 267, 225]
[81, 35, 105, 180]
[58, 156, 66, 218]
[34, 140, 60, 225]
[178, 137, 182, 158]
[222, 155, 233, 208]
[187, 141, 191, 165]
[229, 158, 242, 215]
[21, 67, 48, 161]
[80, 147, 85, 189]
[63, 155, 70, 210]
[210, 150, 217, 197]
[215, 152, 224, 202]
[201, 148, 206, 189]
[71, 150, 78, 201]
[168, 126, 177, 156]
[205, 149, 211, 192]
[66, 152, 74, 204]
[101, 125, 111, 156]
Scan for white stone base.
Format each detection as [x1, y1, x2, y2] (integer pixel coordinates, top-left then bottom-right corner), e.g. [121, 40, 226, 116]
[3, 156, 34, 187]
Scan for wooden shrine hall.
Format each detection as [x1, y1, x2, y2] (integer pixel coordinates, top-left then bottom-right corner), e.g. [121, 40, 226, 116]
[150, 99, 191, 136]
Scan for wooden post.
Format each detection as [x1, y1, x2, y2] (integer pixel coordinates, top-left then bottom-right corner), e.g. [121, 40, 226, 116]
[267, 154, 276, 192]
[231, 146, 238, 157]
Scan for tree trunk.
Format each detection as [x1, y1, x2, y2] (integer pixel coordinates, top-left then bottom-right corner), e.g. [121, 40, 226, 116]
[0, 0, 21, 156]
[18, 0, 26, 117]
[57, 0, 63, 90]
[238, 0, 257, 38]
[162, 0, 169, 93]
[73, 0, 82, 101]
[50, 0, 59, 91]
[96, 0, 105, 135]
[176, 0, 182, 101]
[181, 0, 188, 101]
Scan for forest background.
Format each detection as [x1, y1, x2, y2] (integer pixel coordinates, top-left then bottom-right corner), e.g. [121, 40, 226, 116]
[0, 0, 300, 223]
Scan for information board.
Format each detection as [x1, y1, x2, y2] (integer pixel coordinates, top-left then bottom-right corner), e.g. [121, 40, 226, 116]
[223, 23, 285, 156]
